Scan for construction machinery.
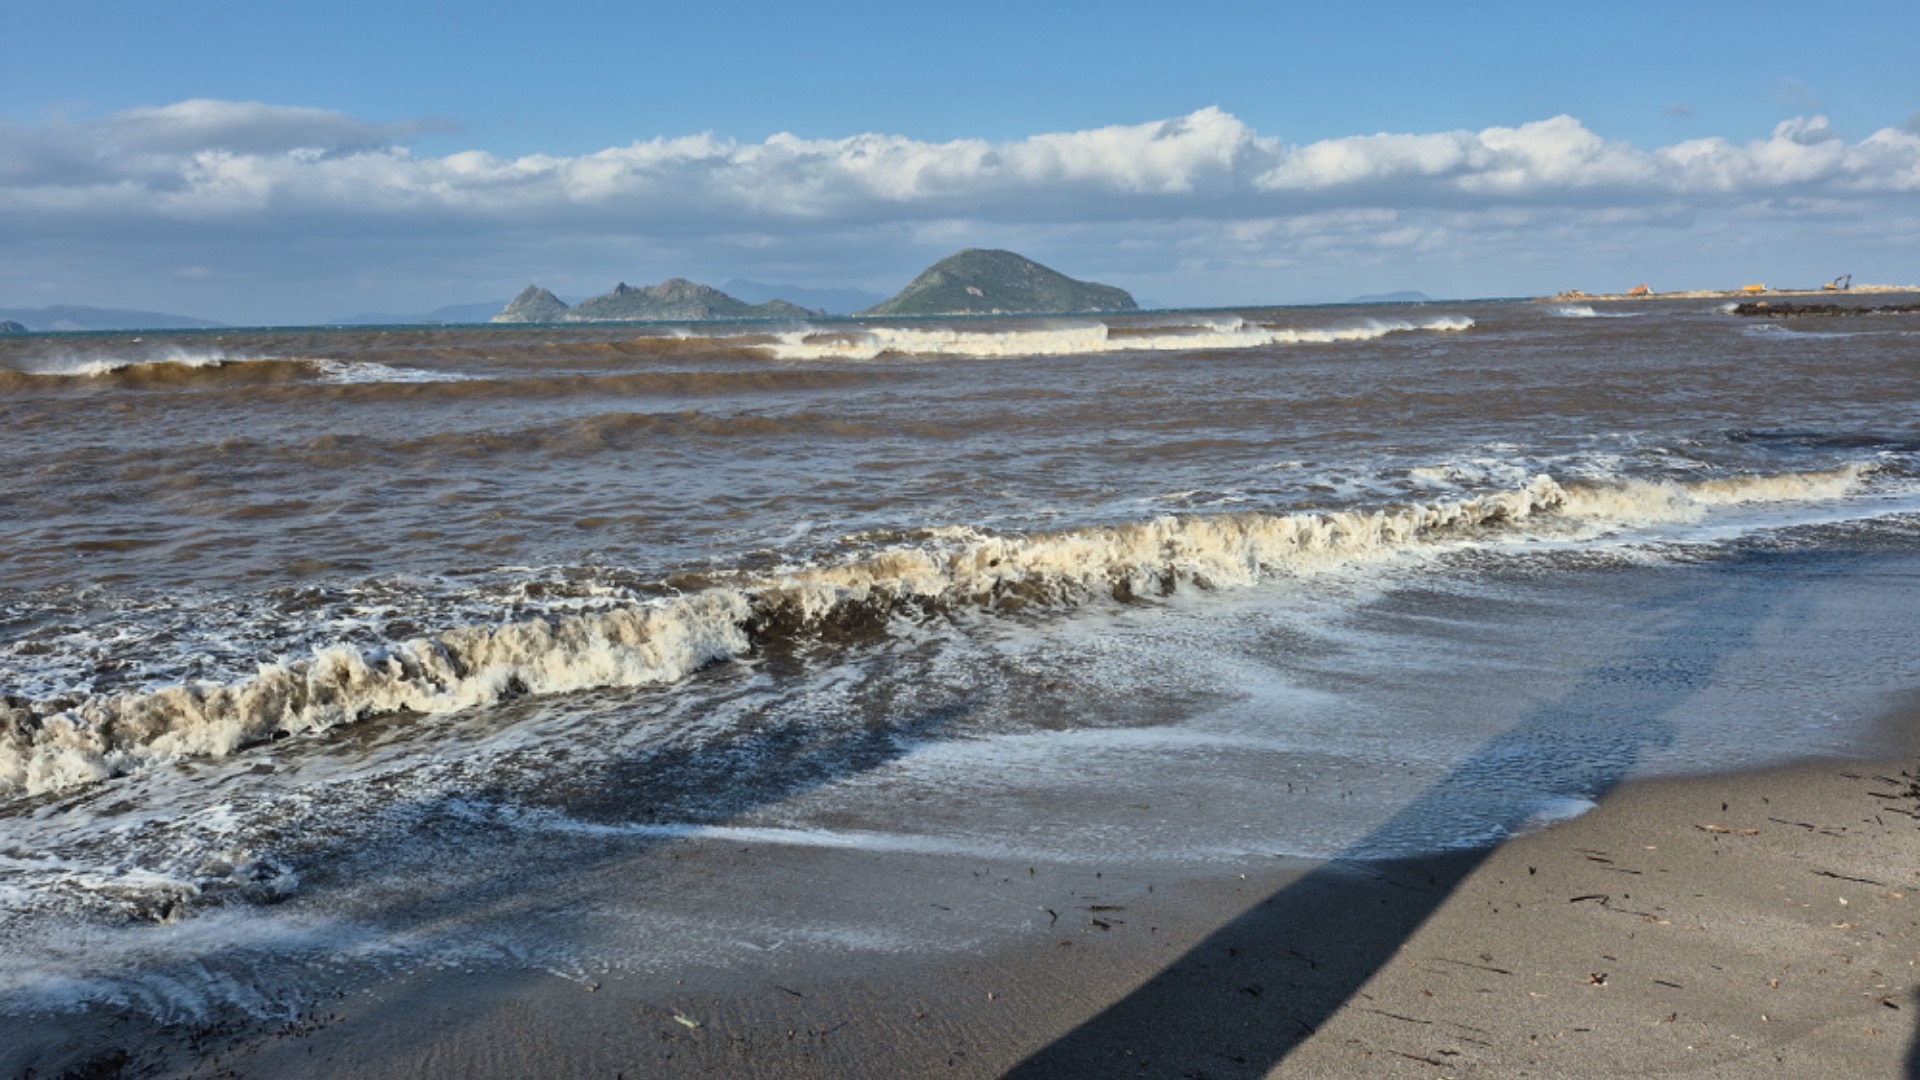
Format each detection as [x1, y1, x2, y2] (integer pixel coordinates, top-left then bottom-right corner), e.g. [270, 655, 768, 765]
[1824, 274, 1852, 291]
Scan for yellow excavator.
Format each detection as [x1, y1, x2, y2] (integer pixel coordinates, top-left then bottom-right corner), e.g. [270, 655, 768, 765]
[1824, 274, 1852, 291]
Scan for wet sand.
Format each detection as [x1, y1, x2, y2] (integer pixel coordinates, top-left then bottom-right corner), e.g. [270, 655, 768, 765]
[11, 753, 1918, 1079]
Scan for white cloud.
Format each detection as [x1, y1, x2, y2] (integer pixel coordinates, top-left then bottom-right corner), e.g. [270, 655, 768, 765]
[5, 102, 1918, 232]
[3, 101, 1919, 320]
[106, 99, 441, 155]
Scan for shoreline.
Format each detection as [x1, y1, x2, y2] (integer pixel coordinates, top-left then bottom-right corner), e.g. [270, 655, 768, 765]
[9, 752, 1918, 1079]
[1535, 284, 1920, 303]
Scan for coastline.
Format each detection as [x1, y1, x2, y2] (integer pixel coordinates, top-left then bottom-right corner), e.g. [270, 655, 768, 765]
[1535, 284, 1920, 303]
[10, 751, 1917, 1079]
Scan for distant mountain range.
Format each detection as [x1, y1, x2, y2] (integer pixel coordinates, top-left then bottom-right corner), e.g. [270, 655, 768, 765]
[1346, 290, 1432, 304]
[0, 305, 226, 332]
[860, 250, 1137, 317]
[722, 280, 884, 316]
[327, 301, 513, 326]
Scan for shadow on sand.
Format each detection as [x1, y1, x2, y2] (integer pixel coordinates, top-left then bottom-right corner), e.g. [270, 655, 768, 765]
[1005, 559, 1811, 1078]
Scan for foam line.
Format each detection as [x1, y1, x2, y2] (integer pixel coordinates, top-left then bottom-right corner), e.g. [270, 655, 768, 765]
[0, 466, 1872, 798]
[758, 316, 1473, 360]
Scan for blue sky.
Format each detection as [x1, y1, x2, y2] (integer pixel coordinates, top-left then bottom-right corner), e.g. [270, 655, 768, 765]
[4, 1, 1917, 323]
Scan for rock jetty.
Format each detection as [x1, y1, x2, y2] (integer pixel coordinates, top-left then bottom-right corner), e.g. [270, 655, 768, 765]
[1732, 301, 1920, 317]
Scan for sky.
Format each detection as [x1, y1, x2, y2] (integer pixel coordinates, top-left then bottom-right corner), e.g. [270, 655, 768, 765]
[3, 0, 1918, 324]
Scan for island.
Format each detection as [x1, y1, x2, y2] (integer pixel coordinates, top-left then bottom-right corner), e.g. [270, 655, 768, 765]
[492, 280, 815, 324]
[859, 249, 1137, 317]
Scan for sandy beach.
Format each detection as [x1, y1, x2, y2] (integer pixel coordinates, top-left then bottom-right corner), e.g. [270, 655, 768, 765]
[11, 746, 1916, 1080]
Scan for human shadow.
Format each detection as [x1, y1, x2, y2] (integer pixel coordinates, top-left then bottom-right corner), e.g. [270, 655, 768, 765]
[1005, 558, 1804, 1078]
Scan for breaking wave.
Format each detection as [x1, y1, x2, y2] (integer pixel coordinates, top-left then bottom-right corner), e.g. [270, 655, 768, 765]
[758, 315, 1474, 361]
[0, 466, 1871, 798]
[0, 352, 468, 388]
[1550, 305, 1640, 319]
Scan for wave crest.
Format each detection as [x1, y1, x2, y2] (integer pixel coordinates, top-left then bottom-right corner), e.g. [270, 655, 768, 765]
[759, 315, 1473, 360]
[0, 352, 465, 388]
[0, 466, 1872, 798]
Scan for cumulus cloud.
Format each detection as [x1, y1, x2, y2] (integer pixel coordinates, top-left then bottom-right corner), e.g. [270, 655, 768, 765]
[5, 102, 1917, 235]
[107, 99, 443, 155]
[4, 100, 1919, 319]
[0, 100, 446, 191]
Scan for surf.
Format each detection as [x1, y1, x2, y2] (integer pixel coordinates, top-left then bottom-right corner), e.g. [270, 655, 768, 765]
[757, 315, 1473, 361]
[0, 465, 1879, 800]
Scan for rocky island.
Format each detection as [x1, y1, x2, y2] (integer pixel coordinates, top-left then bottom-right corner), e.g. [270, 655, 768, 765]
[492, 280, 814, 324]
[860, 249, 1137, 317]
[490, 250, 1135, 324]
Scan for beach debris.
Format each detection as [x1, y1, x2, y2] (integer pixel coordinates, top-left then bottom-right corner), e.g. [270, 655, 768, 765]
[1435, 957, 1514, 976]
[1586, 972, 1609, 986]
[672, 1012, 703, 1030]
[1814, 869, 1888, 887]
[1696, 824, 1758, 835]
[1360, 1006, 1435, 1027]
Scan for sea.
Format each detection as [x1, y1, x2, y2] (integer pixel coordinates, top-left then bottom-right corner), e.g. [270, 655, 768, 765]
[2, 299, 1918, 1034]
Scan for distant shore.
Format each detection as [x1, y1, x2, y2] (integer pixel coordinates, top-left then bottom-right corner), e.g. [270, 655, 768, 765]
[1538, 284, 1920, 303]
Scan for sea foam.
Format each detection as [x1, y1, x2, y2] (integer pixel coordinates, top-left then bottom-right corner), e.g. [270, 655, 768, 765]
[1, 352, 466, 385]
[757, 315, 1473, 361]
[0, 466, 1873, 798]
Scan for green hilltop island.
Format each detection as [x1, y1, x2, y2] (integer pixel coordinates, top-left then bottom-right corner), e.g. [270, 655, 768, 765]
[491, 279, 815, 323]
[860, 249, 1138, 317]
